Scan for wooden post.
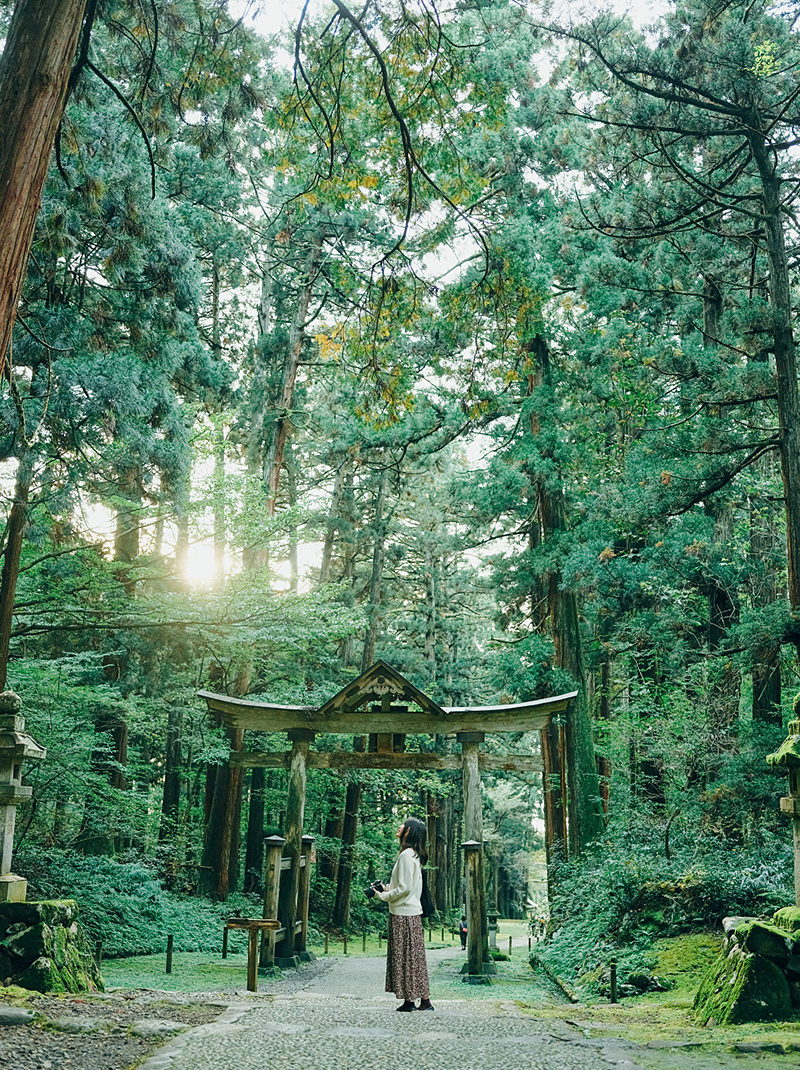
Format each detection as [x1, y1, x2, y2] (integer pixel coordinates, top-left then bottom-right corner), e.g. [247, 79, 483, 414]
[362, 932, 366, 952]
[247, 926, 259, 992]
[277, 729, 313, 967]
[343, 933, 348, 955]
[261, 834, 285, 968]
[166, 934, 173, 974]
[610, 957, 618, 1004]
[222, 927, 229, 959]
[295, 835, 314, 959]
[508, 935, 512, 956]
[461, 840, 489, 983]
[458, 732, 493, 975]
[324, 932, 329, 954]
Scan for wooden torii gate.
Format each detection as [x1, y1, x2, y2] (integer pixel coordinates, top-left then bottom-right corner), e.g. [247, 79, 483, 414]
[200, 660, 576, 980]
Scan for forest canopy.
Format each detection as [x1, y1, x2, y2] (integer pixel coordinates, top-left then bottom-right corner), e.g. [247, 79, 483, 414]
[0, 0, 798, 990]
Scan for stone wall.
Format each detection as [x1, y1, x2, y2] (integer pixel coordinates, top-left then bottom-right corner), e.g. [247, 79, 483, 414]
[0, 899, 103, 993]
[693, 906, 800, 1025]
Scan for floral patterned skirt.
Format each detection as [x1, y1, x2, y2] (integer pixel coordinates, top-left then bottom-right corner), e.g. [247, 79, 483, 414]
[385, 913, 430, 1001]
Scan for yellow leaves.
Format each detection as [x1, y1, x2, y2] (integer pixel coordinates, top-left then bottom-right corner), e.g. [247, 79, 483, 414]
[314, 325, 345, 362]
[599, 547, 616, 563]
[660, 471, 672, 485]
[302, 191, 318, 206]
[343, 174, 380, 201]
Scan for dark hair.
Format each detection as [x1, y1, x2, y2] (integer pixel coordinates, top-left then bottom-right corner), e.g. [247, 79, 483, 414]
[400, 817, 428, 864]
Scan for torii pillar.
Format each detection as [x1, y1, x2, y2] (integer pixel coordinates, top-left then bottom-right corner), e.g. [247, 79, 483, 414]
[459, 731, 495, 980]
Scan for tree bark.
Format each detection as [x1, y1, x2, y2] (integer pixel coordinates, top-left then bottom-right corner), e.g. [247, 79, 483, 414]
[361, 461, 388, 671]
[529, 339, 604, 854]
[0, 446, 33, 689]
[0, 0, 88, 371]
[199, 725, 244, 900]
[332, 766, 362, 930]
[243, 766, 265, 893]
[260, 235, 323, 508]
[159, 706, 183, 842]
[750, 134, 800, 645]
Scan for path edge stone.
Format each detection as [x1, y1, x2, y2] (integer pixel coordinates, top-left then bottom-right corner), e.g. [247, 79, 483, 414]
[135, 1003, 251, 1070]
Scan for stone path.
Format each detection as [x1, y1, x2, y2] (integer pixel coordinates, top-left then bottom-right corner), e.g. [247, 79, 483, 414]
[135, 941, 634, 1070]
[136, 942, 796, 1070]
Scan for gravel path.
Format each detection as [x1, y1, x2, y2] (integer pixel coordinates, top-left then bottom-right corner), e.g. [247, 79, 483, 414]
[3, 940, 796, 1070]
[135, 942, 800, 1070]
[136, 942, 632, 1070]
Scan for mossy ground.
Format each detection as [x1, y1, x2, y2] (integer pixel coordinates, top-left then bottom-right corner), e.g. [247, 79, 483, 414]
[522, 933, 800, 1058]
[99, 920, 530, 995]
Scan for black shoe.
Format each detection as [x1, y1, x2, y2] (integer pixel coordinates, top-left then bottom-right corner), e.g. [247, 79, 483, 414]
[396, 1001, 416, 1011]
[418, 1001, 434, 1011]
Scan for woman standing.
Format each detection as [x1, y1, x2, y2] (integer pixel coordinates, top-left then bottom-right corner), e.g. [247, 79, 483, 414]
[370, 817, 434, 1011]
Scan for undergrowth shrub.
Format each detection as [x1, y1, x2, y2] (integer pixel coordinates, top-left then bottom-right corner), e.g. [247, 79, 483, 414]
[536, 827, 793, 995]
[17, 846, 261, 957]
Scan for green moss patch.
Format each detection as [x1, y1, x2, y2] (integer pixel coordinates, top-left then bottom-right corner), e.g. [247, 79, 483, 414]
[773, 906, 800, 934]
[694, 948, 792, 1025]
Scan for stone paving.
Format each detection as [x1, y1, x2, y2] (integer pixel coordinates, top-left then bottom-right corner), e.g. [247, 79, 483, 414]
[138, 944, 645, 1070]
[136, 942, 797, 1070]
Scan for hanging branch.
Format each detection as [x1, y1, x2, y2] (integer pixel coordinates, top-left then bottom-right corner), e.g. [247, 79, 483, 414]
[85, 59, 156, 197]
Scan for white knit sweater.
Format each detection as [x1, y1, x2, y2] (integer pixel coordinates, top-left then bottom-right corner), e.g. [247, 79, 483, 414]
[374, 847, 422, 916]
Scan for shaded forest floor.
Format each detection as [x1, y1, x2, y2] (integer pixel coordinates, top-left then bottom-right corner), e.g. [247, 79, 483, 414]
[2, 929, 800, 1069]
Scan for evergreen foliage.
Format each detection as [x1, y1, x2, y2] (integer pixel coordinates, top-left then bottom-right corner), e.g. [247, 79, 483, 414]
[1, 0, 798, 975]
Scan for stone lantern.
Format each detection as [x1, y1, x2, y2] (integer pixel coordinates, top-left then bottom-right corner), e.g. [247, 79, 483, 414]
[0, 691, 46, 903]
[487, 908, 500, 949]
[766, 695, 800, 906]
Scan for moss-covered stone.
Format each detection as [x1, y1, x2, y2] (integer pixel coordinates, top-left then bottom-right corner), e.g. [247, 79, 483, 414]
[16, 957, 66, 995]
[773, 906, 800, 934]
[694, 947, 792, 1025]
[0, 900, 77, 932]
[0, 900, 103, 994]
[767, 726, 800, 767]
[1, 922, 54, 964]
[733, 920, 794, 963]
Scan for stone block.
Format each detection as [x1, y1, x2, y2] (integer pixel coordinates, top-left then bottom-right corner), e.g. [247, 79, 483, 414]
[130, 1019, 188, 1038]
[0, 875, 27, 903]
[2, 922, 53, 964]
[694, 947, 792, 1025]
[773, 905, 800, 934]
[0, 1006, 36, 1026]
[0, 899, 77, 930]
[16, 956, 66, 994]
[52, 1015, 104, 1034]
[734, 920, 792, 964]
[722, 916, 757, 937]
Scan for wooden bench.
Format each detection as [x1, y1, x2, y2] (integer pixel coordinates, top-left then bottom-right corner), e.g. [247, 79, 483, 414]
[224, 917, 281, 992]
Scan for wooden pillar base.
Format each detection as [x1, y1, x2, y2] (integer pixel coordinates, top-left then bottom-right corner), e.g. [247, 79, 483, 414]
[460, 959, 497, 976]
[275, 954, 302, 969]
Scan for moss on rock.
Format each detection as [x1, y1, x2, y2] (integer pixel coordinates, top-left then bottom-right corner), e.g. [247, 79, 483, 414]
[773, 906, 800, 934]
[734, 920, 794, 963]
[694, 946, 792, 1025]
[16, 956, 67, 995]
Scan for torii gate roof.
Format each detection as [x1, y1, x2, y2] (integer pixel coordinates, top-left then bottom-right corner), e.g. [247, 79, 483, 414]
[199, 660, 576, 735]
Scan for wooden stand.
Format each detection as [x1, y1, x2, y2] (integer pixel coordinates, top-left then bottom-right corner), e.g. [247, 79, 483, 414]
[224, 918, 280, 992]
